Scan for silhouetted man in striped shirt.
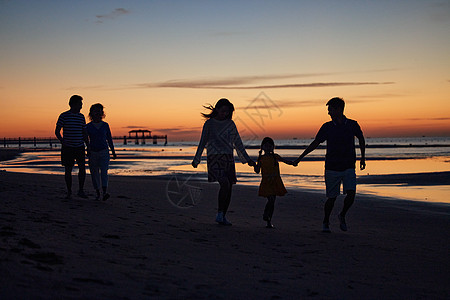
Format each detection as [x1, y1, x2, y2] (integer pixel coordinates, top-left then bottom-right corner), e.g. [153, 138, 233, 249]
[55, 95, 89, 199]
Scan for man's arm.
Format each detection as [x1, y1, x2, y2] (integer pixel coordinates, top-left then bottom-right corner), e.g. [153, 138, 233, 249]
[82, 127, 89, 147]
[358, 135, 366, 170]
[55, 125, 63, 145]
[294, 139, 321, 164]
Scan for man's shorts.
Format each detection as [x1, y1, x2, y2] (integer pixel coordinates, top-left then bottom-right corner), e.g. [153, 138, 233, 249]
[61, 146, 85, 167]
[325, 168, 356, 198]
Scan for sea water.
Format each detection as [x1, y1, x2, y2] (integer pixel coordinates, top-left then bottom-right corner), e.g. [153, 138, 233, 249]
[1, 137, 449, 204]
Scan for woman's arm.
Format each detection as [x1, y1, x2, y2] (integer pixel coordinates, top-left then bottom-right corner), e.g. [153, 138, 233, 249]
[231, 122, 255, 166]
[192, 122, 208, 168]
[105, 123, 116, 159]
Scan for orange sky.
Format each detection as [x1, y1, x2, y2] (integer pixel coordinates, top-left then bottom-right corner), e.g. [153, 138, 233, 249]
[1, 2, 449, 140]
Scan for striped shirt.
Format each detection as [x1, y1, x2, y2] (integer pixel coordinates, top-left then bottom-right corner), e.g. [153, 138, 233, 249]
[56, 110, 86, 147]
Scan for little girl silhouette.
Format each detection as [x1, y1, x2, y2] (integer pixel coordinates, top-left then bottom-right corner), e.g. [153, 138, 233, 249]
[254, 137, 294, 228]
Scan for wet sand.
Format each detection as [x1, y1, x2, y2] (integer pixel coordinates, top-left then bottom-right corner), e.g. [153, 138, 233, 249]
[0, 149, 21, 162]
[1, 171, 449, 299]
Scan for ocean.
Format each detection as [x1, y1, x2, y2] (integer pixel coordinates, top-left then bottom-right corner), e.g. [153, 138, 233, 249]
[1, 136, 449, 204]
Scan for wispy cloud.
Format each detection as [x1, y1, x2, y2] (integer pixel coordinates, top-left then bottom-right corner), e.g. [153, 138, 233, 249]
[237, 100, 320, 110]
[152, 126, 202, 135]
[123, 126, 148, 129]
[236, 97, 386, 111]
[407, 117, 450, 121]
[96, 8, 130, 24]
[136, 73, 332, 88]
[133, 74, 394, 90]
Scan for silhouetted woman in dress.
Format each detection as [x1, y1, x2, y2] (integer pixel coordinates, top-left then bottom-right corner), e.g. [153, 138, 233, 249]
[192, 98, 255, 225]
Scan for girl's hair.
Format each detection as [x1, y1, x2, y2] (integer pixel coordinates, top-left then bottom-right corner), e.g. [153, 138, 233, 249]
[260, 137, 275, 152]
[89, 103, 105, 121]
[201, 98, 234, 119]
[258, 137, 276, 166]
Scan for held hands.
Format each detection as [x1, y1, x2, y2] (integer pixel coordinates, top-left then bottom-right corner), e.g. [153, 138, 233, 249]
[285, 160, 297, 166]
[292, 158, 301, 167]
[247, 160, 256, 167]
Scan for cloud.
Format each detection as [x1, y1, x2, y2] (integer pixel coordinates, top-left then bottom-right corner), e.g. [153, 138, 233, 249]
[122, 126, 149, 129]
[226, 82, 394, 90]
[407, 117, 450, 121]
[136, 73, 331, 88]
[133, 74, 394, 90]
[236, 100, 320, 110]
[96, 8, 130, 23]
[151, 126, 202, 135]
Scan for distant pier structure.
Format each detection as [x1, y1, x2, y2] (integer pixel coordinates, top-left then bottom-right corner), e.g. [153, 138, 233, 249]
[125, 129, 167, 145]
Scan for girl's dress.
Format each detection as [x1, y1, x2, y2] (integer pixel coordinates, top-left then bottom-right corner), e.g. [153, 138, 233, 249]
[258, 154, 287, 197]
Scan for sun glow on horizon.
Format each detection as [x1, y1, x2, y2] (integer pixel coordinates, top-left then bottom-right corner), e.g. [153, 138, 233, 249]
[1, 1, 449, 140]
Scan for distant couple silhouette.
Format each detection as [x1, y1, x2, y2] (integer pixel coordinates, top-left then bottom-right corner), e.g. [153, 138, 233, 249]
[192, 97, 366, 232]
[55, 95, 116, 201]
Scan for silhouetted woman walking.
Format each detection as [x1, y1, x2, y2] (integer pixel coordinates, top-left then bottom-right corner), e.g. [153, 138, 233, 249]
[192, 98, 255, 225]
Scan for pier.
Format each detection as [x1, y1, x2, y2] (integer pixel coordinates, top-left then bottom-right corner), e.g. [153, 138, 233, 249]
[126, 129, 168, 145]
[2, 129, 168, 148]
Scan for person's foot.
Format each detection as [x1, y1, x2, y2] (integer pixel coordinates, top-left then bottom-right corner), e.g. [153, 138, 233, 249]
[338, 213, 347, 231]
[77, 190, 88, 198]
[221, 216, 232, 226]
[322, 223, 331, 233]
[95, 190, 101, 201]
[102, 193, 110, 201]
[215, 212, 224, 223]
[266, 221, 274, 228]
[65, 192, 72, 199]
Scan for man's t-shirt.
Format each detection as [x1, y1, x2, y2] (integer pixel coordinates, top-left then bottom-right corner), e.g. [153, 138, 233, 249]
[56, 110, 86, 147]
[315, 116, 363, 171]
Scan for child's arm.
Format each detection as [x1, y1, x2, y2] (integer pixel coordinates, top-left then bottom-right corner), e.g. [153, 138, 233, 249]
[276, 154, 295, 166]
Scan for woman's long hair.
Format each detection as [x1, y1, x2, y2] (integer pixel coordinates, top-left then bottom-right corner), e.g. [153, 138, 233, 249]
[201, 98, 234, 119]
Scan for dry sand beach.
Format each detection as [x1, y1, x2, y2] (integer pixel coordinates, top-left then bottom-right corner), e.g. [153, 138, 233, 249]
[1, 170, 449, 299]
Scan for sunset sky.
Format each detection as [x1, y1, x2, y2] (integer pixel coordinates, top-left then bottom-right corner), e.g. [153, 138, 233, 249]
[1, 0, 449, 141]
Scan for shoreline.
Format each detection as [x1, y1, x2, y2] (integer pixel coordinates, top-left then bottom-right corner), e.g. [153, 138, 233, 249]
[2, 147, 449, 205]
[1, 171, 449, 299]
